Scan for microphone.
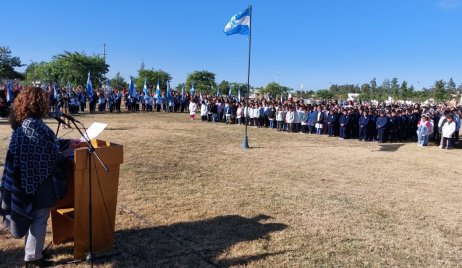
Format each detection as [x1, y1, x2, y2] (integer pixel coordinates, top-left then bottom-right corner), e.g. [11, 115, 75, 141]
[60, 113, 82, 124]
[48, 113, 73, 129]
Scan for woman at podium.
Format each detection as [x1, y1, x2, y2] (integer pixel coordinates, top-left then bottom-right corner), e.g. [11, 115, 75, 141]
[0, 87, 77, 267]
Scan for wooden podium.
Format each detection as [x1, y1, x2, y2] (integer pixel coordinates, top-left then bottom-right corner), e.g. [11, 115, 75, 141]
[51, 140, 124, 260]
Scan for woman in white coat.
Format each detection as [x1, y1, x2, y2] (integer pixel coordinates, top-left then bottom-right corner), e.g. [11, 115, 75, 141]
[189, 99, 197, 120]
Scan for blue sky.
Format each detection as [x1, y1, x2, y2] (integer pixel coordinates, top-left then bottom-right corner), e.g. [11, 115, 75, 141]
[2, 0, 462, 90]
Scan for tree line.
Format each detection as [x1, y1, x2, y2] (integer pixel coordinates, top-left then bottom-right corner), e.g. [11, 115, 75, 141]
[1, 46, 460, 102]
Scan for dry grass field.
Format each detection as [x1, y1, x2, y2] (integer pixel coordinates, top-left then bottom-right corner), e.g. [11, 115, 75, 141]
[0, 112, 461, 267]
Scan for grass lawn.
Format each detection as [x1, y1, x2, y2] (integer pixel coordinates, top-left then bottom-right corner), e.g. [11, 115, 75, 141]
[1, 112, 461, 267]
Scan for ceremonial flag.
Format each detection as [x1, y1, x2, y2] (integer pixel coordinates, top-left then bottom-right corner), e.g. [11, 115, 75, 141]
[228, 86, 232, 96]
[6, 81, 13, 102]
[216, 87, 220, 97]
[166, 81, 172, 100]
[106, 79, 111, 96]
[199, 92, 203, 101]
[86, 71, 93, 98]
[143, 79, 149, 100]
[53, 83, 59, 100]
[67, 81, 71, 96]
[155, 80, 161, 99]
[181, 85, 185, 101]
[190, 82, 195, 96]
[224, 7, 251, 36]
[238, 88, 241, 101]
[129, 76, 136, 97]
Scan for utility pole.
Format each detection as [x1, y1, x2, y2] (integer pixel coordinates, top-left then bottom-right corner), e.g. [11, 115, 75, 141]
[103, 44, 107, 64]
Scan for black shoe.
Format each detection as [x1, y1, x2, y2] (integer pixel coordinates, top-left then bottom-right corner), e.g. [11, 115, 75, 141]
[41, 250, 52, 260]
[25, 258, 54, 268]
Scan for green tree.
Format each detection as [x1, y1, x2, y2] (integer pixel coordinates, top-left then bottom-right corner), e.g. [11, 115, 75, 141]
[0, 46, 24, 79]
[315, 89, 333, 100]
[391, 78, 399, 99]
[110, 72, 128, 91]
[24, 61, 49, 85]
[46, 51, 109, 86]
[433, 80, 449, 102]
[218, 80, 230, 96]
[399, 81, 408, 100]
[185, 70, 217, 94]
[260, 82, 291, 99]
[447, 78, 456, 94]
[135, 69, 172, 93]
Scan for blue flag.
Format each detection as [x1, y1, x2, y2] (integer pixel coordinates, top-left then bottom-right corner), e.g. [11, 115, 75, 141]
[6, 81, 13, 102]
[86, 71, 93, 98]
[190, 83, 195, 96]
[224, 7, 251, 36]
[228, 86, 232, 96]
[106, 79, 111, 96]
[129, 76, 136, 97]
[53, 82, 60, 100]
[155, 80, 161, 100]
[67, 81, 71, 96]
[181, 85, 185, 102]
[216, 87, 220, 97]
[166, 81, 172, 100]
[143, 79, 149, 100]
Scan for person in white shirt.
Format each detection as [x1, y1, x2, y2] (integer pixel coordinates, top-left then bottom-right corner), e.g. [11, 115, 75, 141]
[285, 106, 295, 132]
[441, 114, 456, 149]
[189, 99, 197, 120]
[200, 100, 208, 121]
[236, 104, 243, 125]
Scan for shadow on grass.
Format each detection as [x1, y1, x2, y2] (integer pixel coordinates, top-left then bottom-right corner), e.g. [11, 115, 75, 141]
[112, 214, 288, 267]
[378, 144, 404, 152]
[0, 214, 287, 267]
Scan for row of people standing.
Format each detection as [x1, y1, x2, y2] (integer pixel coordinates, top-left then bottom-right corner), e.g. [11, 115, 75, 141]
[194, 97, 461, 149]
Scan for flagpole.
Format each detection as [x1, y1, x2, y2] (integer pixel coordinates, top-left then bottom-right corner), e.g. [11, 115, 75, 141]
[242, 4, 252, 150]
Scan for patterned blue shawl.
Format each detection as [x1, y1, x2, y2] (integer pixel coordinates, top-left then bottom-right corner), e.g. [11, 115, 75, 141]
[1, 118, 61, 222]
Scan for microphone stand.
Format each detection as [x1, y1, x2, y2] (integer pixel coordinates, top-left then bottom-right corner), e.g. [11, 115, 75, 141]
[68, 119, 109, 266]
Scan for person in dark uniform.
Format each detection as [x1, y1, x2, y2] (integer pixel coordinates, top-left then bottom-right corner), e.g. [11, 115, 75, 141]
[376, 110, 389, 143]
[358, 110, 370, 141]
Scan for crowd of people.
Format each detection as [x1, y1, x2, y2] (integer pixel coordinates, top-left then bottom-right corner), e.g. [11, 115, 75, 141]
[193, 96, 461, 150]
[1, 84, 460, 149]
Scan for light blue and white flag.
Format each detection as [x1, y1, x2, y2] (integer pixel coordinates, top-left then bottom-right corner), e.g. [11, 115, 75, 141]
[238, 88, 241, 101]
[228, 86, 232, 96]
[106, 79, 111, 96]
[86, 71, 93, 98]
[143, 79, 149, 100]
[129, 76, 136, 97]
[200, 92, 203, 101]
[224, 7, 251, 36]
[190, 82, 195, 96]
[53, 82, 59, 100]
[181, 85, 185, 102]
[155, 80, 161, 100]
[167, 81, 172, 100]
[216, 87, 220, 97]
[6, 81, 13, 102]
[67, 81, 71, 96]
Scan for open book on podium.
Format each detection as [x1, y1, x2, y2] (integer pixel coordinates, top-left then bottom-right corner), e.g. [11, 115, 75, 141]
[51, 139, 123, 260]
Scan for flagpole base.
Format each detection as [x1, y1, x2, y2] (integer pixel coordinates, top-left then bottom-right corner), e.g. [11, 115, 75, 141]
[241, 135, 250, 150]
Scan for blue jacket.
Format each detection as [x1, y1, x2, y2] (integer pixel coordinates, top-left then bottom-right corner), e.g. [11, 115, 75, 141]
[339, 114, 351, 127]
[359, 116, 370, 129]
[376, 116, 388, 129]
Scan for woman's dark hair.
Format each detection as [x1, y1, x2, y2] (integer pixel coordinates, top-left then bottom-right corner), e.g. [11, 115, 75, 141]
[10, 87, 49, 129]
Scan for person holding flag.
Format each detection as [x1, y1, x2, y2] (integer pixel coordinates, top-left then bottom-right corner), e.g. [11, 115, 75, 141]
[86, 71, 96, 113]
[155, 80, 161, 112]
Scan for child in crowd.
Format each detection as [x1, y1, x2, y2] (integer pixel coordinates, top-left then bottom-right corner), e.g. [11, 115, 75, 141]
[441, 114, 456, 149]
[417, 114, 431, 146]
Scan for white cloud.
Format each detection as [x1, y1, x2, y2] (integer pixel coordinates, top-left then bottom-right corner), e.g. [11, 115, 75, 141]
[438, 0, 460, 9]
